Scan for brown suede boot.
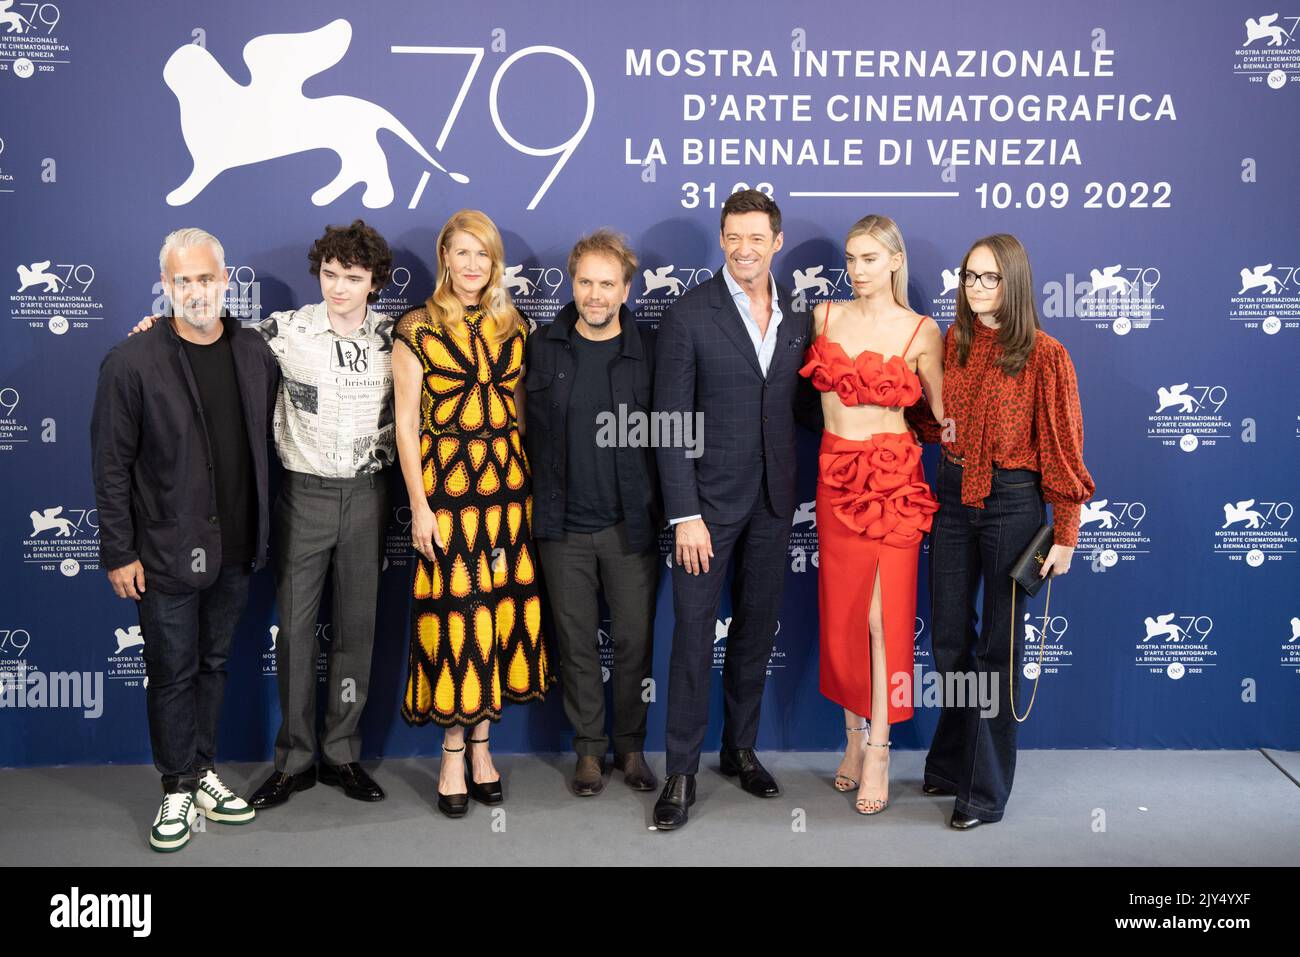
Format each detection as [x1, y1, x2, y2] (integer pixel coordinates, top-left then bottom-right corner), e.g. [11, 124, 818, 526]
[572, 755, 605, 796]
[613, 751, 658, 791]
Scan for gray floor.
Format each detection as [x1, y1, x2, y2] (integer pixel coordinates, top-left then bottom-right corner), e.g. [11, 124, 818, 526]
[3, 750, 1297, 866]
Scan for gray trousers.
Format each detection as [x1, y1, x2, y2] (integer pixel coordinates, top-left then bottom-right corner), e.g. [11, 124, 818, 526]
[538, 522, 659, 758]
[273, 469, 387, 773]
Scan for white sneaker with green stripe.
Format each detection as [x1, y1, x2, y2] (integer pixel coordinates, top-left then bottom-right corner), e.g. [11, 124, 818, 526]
[195, 769, 256, 823]
[150, 791, 199, 852]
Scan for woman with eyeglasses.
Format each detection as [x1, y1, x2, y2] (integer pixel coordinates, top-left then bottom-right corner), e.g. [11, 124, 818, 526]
[905, 234, 1094, 829]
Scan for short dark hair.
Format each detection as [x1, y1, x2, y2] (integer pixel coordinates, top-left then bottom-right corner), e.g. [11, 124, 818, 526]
[720, 189, 781, 237]
[308, 219, 393, 302]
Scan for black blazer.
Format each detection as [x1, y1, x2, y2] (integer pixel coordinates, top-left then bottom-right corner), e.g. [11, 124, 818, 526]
[523, 302, 664, 551]
[91, 313, 279, 593]
[654, 269, 822, 525]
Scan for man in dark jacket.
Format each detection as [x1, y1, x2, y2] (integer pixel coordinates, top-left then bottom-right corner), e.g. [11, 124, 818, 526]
[652, 190, 823, 829]
[524, 229, 663, 797]
[91, 227, 279, 852]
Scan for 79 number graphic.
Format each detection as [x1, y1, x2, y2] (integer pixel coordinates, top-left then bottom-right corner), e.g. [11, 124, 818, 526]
[392, 43, 593, 210]
[5, 3, 60, 35]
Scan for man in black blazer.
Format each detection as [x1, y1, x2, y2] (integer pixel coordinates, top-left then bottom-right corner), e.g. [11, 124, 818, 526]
[91, 228, 279, 851]
[652, 190, 822, 829]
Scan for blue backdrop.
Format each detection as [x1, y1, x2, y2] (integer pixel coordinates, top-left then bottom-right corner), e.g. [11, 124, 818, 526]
[2, 0, 1298, 767]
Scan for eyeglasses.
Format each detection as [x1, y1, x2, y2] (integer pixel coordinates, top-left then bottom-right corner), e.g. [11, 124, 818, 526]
[960, 270, 1002, 290]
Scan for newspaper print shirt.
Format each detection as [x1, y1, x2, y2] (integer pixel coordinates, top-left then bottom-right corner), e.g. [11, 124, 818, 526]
[253, 300, 396, 477]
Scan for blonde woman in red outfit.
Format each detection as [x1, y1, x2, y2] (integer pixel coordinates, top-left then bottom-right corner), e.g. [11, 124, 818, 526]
[906, 234, 1095, 829]
[798, 215, 943, 814]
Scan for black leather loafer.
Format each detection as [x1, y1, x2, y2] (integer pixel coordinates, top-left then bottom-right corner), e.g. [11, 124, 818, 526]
[949, 811, 987, 830]
[719, 747, 780, 797]
[652, 774, 696, 830]
[319, 761, 385, 802]
[249, 766, 317, 810]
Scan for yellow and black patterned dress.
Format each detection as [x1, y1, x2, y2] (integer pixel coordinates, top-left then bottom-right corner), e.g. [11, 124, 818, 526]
[395, 304, 552, 726]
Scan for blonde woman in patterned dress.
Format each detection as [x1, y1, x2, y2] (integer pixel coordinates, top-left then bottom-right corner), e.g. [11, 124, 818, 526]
[392, 209, 552, 818]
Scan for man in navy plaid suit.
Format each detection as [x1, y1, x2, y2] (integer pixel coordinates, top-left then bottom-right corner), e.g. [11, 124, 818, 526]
[652, 190, 822, 829]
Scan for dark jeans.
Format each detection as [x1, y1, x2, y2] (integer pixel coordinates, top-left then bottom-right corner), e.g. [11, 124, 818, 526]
[924, 455, 1045, 822]
[137, 564, 252, 794]
[537, 521, 659, 758]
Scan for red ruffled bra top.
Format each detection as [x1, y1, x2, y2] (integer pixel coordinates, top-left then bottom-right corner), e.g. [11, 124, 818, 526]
[799, 305, 927, 410]
[800, 305, 938, 545]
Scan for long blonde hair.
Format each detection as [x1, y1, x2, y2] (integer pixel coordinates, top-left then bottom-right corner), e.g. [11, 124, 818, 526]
[845, 214, 910, 310]
[425, 209, 522, 346]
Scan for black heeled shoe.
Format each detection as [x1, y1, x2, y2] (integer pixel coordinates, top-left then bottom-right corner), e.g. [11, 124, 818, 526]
[949, 811, 987, 830]
[466, 736, 503, 805]
[437, 744, 469, 818]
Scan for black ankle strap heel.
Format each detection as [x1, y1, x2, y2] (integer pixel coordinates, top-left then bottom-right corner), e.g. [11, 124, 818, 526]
[437, 743, 469, 818]
[465, 736, 503, 806]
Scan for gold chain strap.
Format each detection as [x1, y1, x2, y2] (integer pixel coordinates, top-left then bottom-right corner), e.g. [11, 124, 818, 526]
[1009, 575, 1051, 723]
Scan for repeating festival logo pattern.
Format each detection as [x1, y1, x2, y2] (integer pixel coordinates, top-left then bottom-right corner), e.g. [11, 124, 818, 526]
[22, 505, 98, 577]
[1135, 612, 1216, 681]
[1214, 496, 1296, 567]
[1229, 263, 1299, 335]
[10, 257, 102, 335]
[635, 265, 715, 322]
[1233, 13, 1300, 88]
[1078, 495, 1152, 571]
[1145, 382, 1232, 452]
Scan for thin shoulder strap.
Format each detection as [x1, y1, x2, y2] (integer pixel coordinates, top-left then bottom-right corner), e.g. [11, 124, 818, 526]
[902, 315, 926, 356]
[822, 300, 833, 337]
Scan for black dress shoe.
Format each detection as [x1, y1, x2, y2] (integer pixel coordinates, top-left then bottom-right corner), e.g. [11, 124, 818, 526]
[249, 766, 317, 810]
[319, 761, 385, 802]
[923, 782, 956, 796]
[652, 774, 696, 830]
[949, 811, 987, 830]
[719, 748, 780, 798]
[613, 751, 658, 791]
[465, 736, 503, 805]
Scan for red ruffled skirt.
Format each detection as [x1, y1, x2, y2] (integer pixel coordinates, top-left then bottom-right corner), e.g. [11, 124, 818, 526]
[816, 430, 938, 723]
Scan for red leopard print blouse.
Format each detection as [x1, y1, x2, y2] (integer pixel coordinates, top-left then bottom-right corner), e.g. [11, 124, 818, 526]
[905, 319, 1094, 547]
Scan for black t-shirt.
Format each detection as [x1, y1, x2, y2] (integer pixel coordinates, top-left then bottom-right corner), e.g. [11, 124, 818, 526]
[564, 331, 624, 533]
[182, 333, 256, 566]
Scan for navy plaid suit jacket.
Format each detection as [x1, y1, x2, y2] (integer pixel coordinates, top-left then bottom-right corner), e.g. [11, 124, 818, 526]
[654, 269, 822, 526]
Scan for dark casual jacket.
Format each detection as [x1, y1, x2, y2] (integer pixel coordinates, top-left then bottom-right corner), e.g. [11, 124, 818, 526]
[523, 302, 664, 551]
[91, 313, 280, 593]
[653, 269, 823, 525]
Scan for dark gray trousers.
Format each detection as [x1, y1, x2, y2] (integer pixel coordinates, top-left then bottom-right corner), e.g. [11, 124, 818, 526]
[273, 469, 387, 773]
[538, 521, 659, 758]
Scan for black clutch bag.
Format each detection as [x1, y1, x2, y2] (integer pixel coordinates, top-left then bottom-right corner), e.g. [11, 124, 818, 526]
[1008, 522, 1056, 722]
[1009, 524, 1055, 598]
